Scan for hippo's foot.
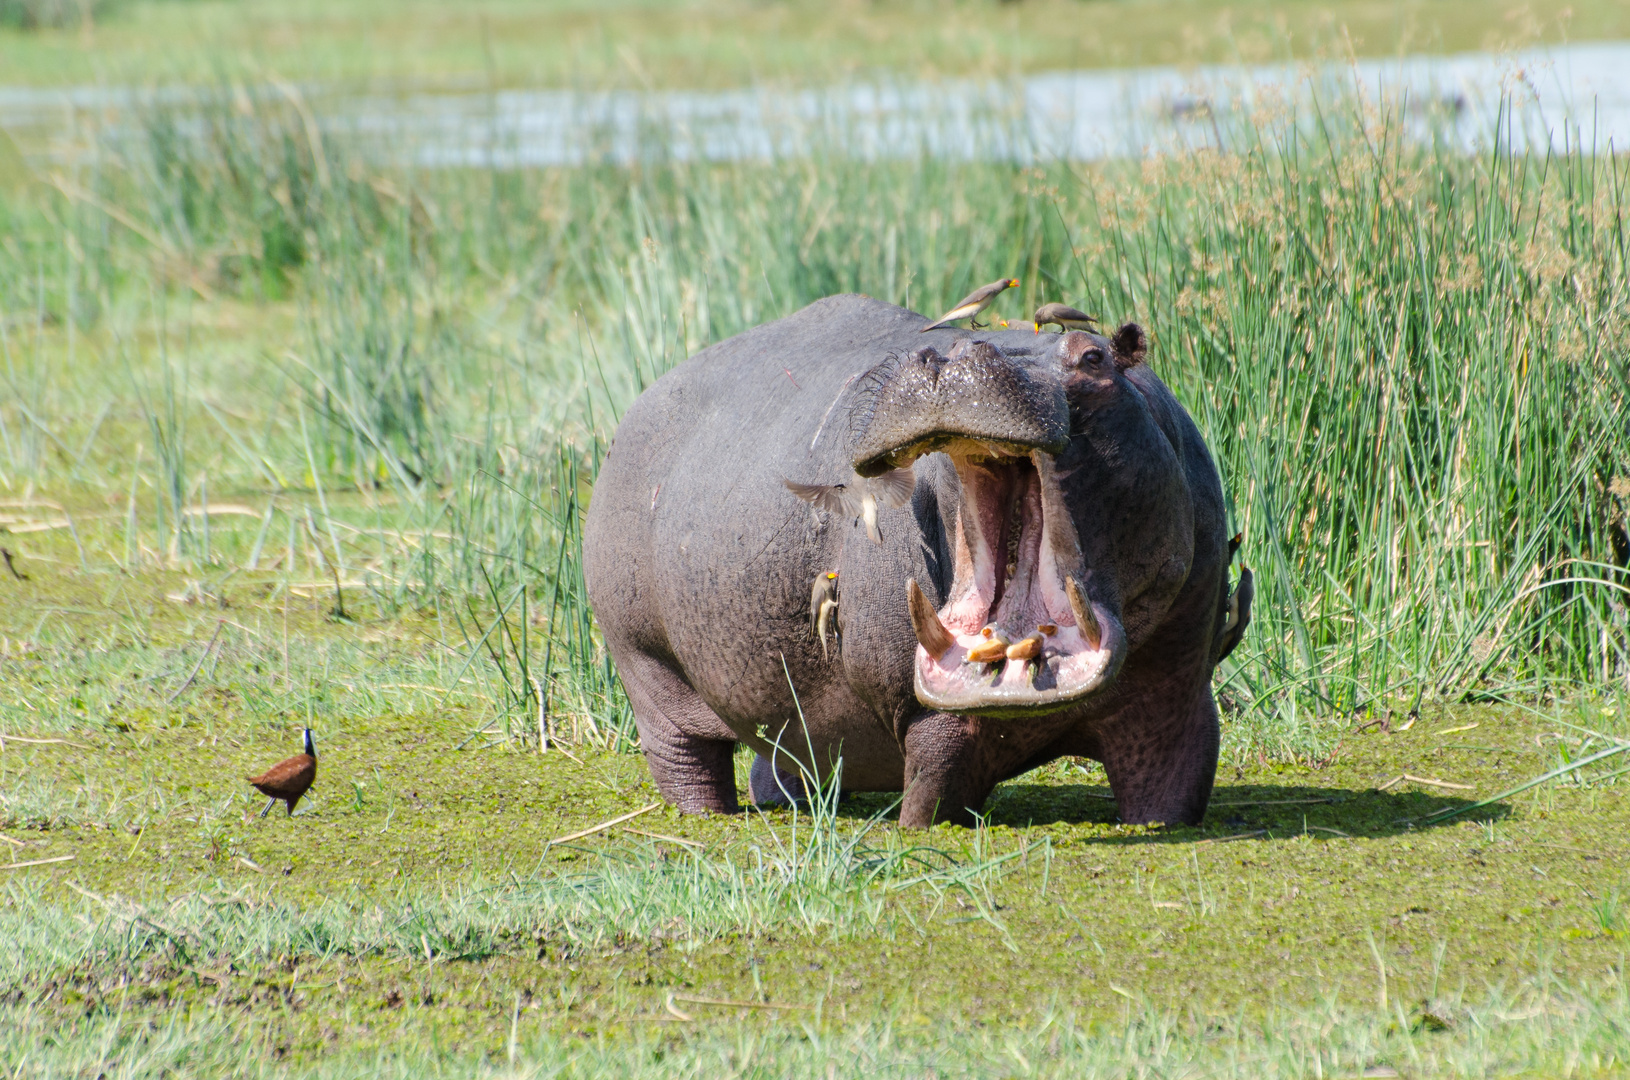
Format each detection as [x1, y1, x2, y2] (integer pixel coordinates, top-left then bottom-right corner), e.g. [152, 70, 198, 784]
[619, 653, 742, 815]
[646, 737, 740, 815]
[748, 755, 809, 807]
[899, 711, 999, 828]
[1099, 687, 1220, 826]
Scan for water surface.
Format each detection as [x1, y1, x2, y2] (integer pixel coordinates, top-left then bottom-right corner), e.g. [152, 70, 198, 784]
[2, 42, 1627, 166]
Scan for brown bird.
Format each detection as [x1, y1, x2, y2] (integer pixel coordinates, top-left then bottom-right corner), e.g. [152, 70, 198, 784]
[1032, 303, 1100, 333]
[247, 728, 317, 817]
[785, 465, 917, 544]
[921, 278, 1020, 331]
[808, 571, 840, 660]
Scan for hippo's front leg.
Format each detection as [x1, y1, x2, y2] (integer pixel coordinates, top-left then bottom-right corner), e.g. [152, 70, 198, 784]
[899, 711, 1001, 827]
[1097, 684, 1220, 826]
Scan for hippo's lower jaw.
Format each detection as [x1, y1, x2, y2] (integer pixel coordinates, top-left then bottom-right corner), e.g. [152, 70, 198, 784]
[906, 448, 1127, 717]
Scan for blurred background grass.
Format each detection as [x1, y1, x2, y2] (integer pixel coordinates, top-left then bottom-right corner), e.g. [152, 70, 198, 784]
[0, 0, 1622, 88]
[1, 0, 1628, 755]
[3, 87, 1629, 760]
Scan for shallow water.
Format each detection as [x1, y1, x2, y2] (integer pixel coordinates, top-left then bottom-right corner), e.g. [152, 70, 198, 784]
[3, 41, 1628, 166]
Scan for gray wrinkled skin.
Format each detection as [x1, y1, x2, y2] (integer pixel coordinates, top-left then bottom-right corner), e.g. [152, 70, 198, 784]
[583, 294, 1242, 827]
[848, 339, 1069, 476]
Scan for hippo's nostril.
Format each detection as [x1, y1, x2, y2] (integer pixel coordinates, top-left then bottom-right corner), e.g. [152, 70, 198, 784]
[906, 346, 946, 386]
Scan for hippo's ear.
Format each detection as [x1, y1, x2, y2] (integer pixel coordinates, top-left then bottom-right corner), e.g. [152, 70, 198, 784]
[1111, 322, 1147, 370]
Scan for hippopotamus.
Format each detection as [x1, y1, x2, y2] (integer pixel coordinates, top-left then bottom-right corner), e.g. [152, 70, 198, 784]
[583, 294, 1250, 827]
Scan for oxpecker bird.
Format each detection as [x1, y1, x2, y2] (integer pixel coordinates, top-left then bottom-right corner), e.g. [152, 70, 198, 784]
[921, 278, 1020, 331]
[1032, 303, 1100, 333]
[247, 728, 317, 817]
[808, 571, 840, 660]
[785, 466, 917, 544]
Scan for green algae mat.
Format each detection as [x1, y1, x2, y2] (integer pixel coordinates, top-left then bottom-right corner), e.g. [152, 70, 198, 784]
[3, 571, 1628, 1075]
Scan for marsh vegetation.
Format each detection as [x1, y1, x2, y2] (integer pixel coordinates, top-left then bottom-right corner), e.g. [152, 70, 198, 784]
[3, 2, 1630, 1073]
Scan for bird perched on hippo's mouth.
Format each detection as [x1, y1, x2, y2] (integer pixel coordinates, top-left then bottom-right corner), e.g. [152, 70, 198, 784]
[1032, 303, 1100, 333]
[784, 466, 917, 544]
[247, 728, 317, 817]
[921, 277, 1020, 331]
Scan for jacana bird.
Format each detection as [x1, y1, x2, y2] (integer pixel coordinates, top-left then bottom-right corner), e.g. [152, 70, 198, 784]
[247, 728, 317, 817]
[921, 278, 1019, 331]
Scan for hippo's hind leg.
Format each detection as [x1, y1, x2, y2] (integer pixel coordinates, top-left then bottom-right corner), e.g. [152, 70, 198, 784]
[748, 754, 808, 807]
[1097, 685, 1219, 826]
[618, 653, 740, 814]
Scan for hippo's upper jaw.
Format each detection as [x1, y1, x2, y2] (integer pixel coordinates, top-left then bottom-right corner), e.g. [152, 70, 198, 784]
[849, 338, 1069, 477]
[849, 337, 1127, 718]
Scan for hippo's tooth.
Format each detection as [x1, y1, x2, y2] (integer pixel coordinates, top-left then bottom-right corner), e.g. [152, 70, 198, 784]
[965, 635, 1010, 664]
[906, 579, 956, 660]
[1033, 450, 1086, 578]
[1066, 576, 1101, 650]
[1005, 632, 1045, 662]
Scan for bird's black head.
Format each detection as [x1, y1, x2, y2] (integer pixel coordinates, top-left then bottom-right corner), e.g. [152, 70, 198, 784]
[303, 728, 316, 758]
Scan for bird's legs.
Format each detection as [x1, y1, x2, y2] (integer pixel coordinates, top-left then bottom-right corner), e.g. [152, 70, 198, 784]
[259, 797, 277, 818]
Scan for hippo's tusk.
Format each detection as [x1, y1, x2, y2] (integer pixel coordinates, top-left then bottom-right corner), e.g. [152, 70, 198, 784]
[906, 579, 955, 660]
[1005, 632, 1045, 662]
[1066, 576, 1101, 650]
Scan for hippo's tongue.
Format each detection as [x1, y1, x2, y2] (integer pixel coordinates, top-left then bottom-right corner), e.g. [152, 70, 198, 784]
[907, 448, 1124, 717]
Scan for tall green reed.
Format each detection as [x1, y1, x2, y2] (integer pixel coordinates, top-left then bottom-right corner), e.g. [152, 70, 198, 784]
[3, 83, 1627, 754]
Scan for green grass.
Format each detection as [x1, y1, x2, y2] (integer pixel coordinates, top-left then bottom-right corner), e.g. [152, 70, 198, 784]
[2, 33, 1630, 1076]
[0, 0, 1620, 89]
[3, 690, 1630, 1072]
[8, 978, 1629, 1078]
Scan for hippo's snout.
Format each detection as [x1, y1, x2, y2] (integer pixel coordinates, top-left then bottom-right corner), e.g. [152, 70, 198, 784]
[847, 337, 1127, 718]
[848, 339, 1069, 478]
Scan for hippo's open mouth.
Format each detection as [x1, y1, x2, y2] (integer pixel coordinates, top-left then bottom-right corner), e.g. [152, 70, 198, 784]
[896, 443, 1125, 716]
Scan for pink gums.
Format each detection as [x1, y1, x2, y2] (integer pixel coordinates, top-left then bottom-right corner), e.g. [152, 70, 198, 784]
[914, 451, 1118, 711]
